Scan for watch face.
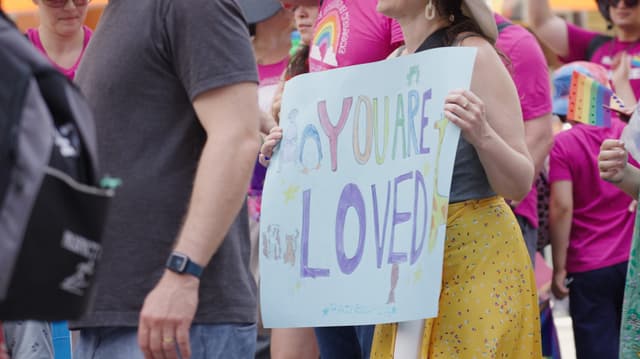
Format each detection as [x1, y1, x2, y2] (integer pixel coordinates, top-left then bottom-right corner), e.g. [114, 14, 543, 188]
[168, 254, 188, 272]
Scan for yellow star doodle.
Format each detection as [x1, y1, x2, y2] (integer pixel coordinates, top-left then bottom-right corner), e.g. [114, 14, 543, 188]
[283, 184, 300, 204]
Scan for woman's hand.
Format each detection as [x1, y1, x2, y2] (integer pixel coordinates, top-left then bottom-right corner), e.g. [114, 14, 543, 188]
[612, 52, 631, 88]
[611, 52, 637, 109]
[259, 126, 283, 167]
[551, 270, 570, 300]
[443, 89, 492, 146]
[598, 139, 627, 183]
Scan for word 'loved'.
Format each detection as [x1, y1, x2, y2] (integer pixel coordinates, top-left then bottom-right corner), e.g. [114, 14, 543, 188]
[300, 169, 430, 278]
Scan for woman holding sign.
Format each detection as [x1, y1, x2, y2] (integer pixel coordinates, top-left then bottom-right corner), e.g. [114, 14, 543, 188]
[368, 0, 541, 357]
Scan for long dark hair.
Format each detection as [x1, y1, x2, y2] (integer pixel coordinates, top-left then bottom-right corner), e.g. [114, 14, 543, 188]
[434, 0, 491, 46]
[284, 44, 310, 80]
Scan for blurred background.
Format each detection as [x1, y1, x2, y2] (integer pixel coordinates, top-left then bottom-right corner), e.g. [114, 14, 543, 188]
[3, 0, 106, 30]
[1, 0, 606, 34]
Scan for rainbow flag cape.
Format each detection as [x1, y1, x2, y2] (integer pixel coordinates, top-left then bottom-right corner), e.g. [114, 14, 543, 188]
[631, 55, 640, 68]
[567, 71, 625, 127]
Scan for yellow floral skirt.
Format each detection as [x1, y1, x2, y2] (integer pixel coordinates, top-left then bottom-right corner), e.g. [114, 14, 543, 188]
[372, 196, 542, 358]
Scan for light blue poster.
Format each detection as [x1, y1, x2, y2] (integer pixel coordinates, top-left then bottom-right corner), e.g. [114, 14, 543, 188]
[260, 47, 477, 328]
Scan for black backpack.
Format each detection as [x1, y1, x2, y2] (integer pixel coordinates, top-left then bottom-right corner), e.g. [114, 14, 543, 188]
[0, 11, 114, 320]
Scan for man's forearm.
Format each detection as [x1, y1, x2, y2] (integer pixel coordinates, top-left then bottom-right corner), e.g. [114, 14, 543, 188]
[526, 0, 570, 57]
[527, 0, 554, 30]
[173, 134, 259, 266]
[549, 206, 572, 273]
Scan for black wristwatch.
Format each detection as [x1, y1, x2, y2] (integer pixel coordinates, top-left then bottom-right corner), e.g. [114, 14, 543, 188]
[165, 252, 203, 278]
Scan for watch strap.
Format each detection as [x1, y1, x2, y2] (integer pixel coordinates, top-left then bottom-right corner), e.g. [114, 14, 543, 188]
[166, 252, 203, 278]
[183, 258, 203, 278]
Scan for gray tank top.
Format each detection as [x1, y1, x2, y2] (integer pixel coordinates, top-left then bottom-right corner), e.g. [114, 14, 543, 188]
[411, 27, 496, 203]
[448, 137, 495, 203]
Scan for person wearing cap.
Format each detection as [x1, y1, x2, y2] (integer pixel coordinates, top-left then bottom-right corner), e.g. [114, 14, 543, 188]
[66, 0, 261, 358]
[548, 61, 636, 359]
[261, 5, 325, 359]
[528, 0, 640, 107]
[236, 0, 292, 274]
[237, 2, 323, 359]
[246, 0, 293, 114]
[243, 1, 292, 282]
[367, 0, 540, 356]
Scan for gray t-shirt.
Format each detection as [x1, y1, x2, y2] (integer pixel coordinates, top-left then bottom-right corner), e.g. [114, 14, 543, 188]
[72, 0, 258, 327]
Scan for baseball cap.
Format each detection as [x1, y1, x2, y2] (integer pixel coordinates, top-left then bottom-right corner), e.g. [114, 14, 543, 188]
[551, 61, 610, 116]
[236, 0, 282, 26]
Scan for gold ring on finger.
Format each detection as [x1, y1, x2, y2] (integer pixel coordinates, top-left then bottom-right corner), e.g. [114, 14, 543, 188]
[163, 337, 174, 344]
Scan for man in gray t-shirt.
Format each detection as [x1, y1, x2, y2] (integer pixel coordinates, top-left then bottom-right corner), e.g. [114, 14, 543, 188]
[71, 0, 260, 358]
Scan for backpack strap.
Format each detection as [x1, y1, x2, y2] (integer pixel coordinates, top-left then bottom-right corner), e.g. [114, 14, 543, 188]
[585, 34, 613, 61]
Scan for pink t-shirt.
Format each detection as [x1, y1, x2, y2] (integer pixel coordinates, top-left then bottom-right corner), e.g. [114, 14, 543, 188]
[495, 14, 553, 228]
[257, 57, 289, 113]
[26, 25, 92, 81]
[308, 0, 403, 72]
[549, 118, 635, 273]
[251, 58, 290, 194]
[562, 22, 640, 99]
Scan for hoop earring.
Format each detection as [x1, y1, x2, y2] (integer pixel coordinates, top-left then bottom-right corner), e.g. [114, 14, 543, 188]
[449, 14, 455, 22]
[425, 0, 436, 20]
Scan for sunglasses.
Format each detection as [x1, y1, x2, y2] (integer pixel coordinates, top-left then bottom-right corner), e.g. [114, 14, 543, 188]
[42, 0, 91, 8]
[608, 0, 639, 8]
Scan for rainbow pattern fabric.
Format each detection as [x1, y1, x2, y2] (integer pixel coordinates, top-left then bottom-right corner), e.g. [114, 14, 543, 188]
[567, 71, 624, 127]
[631, 55, 640, 68]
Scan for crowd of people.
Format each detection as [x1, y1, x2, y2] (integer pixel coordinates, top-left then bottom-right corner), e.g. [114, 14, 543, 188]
[2, 0, 640, 357]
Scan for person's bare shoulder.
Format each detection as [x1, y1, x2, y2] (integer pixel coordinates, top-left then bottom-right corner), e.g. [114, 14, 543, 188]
[456, 33, 495, 53]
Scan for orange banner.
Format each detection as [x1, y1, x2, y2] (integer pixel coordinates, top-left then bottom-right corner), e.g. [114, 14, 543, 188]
[550, 0, 597, 11]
